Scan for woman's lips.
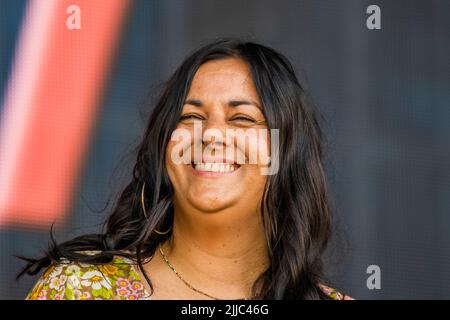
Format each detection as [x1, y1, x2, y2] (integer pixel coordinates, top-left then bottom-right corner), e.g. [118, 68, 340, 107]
[189, 162, 241, 177]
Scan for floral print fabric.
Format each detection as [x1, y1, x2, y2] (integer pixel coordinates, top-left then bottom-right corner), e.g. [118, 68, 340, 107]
[26, 253, 150, 300]
[26, 252, 352, 300]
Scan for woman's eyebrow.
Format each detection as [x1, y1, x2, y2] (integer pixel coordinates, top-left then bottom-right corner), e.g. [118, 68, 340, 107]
[184, 98, 203, 107]
[228, 99, 262, 110]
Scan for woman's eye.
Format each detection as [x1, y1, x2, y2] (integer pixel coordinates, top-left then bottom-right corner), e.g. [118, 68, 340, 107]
[230, 116, 256, 123]
[179, 114, 204, 121]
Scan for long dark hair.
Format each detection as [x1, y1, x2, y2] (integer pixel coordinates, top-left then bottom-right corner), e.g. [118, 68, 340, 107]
[18, 38, 333, 299]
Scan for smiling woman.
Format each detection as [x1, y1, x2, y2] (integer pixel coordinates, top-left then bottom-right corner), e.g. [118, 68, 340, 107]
[19, 38, 352, 300]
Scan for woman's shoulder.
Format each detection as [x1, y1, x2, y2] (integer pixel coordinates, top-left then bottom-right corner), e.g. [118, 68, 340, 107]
[319, 284, 354, 300]
[25, 251, 150, 300]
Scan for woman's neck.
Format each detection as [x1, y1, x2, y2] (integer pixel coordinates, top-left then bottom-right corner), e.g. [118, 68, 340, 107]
[160, 207, 270, 299]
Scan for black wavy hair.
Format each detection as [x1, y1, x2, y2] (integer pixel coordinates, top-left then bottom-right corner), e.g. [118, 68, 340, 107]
[18, 38, 334, 299]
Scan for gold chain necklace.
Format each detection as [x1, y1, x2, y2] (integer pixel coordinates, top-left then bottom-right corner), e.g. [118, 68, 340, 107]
[158, 243, 255, 300]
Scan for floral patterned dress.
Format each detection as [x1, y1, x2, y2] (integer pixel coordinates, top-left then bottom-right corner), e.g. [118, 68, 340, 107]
[25, 252, 352, 300]
[25, 254, 150, 300]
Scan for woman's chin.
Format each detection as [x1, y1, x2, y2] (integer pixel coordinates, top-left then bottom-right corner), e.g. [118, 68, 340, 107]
[186, 194, 238, 213]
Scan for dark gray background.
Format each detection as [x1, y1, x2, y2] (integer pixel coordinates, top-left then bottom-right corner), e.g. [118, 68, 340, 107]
[1, 0, 449, 299]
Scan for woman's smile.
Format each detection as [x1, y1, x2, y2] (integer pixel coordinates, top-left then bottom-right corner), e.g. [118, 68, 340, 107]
[189, 161, 241, 177]
[188, 155, 241, 177]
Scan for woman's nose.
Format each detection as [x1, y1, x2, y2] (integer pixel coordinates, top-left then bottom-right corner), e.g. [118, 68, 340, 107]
[201, 114, 229, 148]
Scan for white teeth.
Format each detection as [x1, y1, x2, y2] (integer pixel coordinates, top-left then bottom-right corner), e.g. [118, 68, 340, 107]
[194, 162, 235, 173]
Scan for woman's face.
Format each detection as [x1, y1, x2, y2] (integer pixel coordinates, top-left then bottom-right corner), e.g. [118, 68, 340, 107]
[165, 58, 269, 215]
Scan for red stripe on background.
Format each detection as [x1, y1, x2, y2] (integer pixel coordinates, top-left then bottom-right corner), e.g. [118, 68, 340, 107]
[0, 0, 130, 228]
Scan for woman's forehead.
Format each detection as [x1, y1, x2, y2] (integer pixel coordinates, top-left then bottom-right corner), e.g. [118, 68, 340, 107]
[188, 58, 260, 104]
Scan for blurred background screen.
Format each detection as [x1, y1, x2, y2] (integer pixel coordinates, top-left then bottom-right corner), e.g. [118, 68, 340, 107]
[0, 0, 449, 299]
